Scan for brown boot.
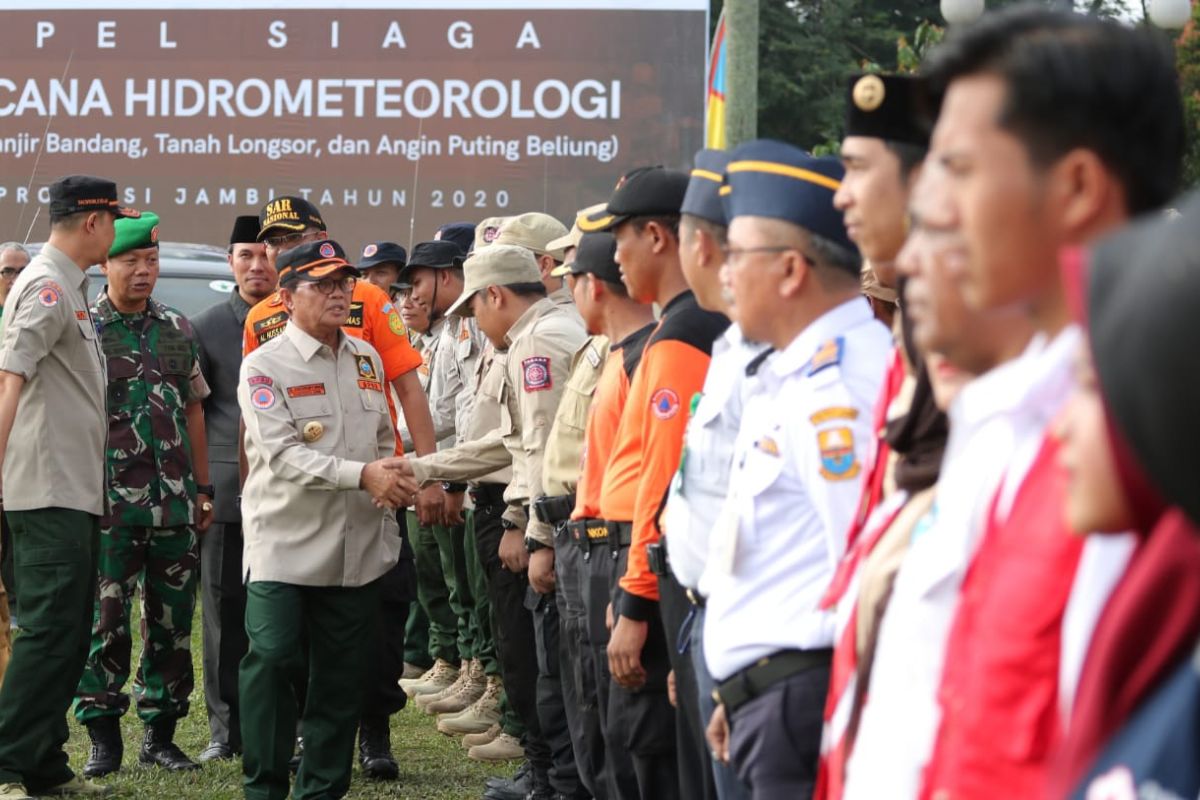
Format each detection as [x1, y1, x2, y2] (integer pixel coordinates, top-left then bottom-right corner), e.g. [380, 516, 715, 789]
[423, 660, 486, 715]
[467, 732, 524, 762]
[436, 674, 502, 735]
[415, 660, 471, 712]
[400, 658, 459, 698]
[461, 722, 501, 749]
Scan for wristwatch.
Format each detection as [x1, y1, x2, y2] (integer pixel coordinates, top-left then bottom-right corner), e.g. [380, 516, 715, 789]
[197, 484, 215, 514]
[526, 539, 549, 554]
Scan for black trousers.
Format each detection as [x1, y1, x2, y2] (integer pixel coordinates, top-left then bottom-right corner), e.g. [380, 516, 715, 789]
[531, 585, 582, 798]
[658, 572, 718, 800]
[607, 546, 678, 800]
[361, 535, 416, 718]
[554, 526, 607, 800]
[201, 521, 249, 749]
[727, 662, 831, 800]
[473, 500, 550, 775]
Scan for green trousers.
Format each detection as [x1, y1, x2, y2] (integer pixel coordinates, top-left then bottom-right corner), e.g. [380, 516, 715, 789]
[240, 579, 379, 800]
[409, 511, 466, 664]
[74, 524, 198, 724]
[0, 508, 99, 792]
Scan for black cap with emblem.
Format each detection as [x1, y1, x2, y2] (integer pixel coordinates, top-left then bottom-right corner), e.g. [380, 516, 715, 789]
[434, 222, 476, 256]
[276, 240, 358, 287]
[843, 73, 933, 147]
[230, 215, 261, 245]
[358, 242, 408, 271]
[398, 240, 464, 284]
[578, 166, 690, 233]
[257, 196, 326, 241]
[49, 175, 136, 220]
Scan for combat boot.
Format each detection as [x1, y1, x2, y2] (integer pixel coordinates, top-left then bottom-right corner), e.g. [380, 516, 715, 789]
[415, 659, 471, 712]
[461, 722, 501, 749]
[437, 674, 502, 735]
[0, 784, 32, 800]
[357, 716, 399, 781]
[423, 659, 486, 715]
[138, 719, 200, 771]
[481, 760, 531, 800]
[82, 717, 123, 778]
[400, 658, 459, 698]
[467, 732, 524, 762]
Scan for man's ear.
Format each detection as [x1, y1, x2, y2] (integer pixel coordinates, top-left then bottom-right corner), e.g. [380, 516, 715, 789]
[279, 286, 294, 313]
[777, 250, 810, 301]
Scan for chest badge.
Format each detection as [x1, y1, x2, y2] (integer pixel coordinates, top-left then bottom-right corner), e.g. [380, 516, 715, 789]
[355, 354, 379, 382]
[302, 421, 324, 442]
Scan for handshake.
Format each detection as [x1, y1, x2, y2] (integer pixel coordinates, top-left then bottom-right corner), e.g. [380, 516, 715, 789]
[359, 457, 422, 510]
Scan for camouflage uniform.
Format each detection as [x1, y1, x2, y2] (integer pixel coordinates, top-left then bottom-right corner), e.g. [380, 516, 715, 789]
[73, 293, 210, 725]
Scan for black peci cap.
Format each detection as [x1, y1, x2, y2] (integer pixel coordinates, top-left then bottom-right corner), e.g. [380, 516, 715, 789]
[843, 73, 933, 148]
[230, 215, 261, 245]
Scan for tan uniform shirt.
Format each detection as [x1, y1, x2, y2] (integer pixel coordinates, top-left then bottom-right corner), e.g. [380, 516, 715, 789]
[437, 315, 488, 447]
[239, 322, 401, 587]
[527, 335, 609, 546]
[410, 342, 512, 487]
[498, 297, 587, 532]
[0, 243, 107, 515]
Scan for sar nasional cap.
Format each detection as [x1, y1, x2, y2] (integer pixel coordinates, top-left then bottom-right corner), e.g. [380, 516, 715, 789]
[257, 196, 326, 240]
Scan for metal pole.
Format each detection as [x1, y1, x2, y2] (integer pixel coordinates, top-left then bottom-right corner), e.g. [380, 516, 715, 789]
[723, 0, 759, 148]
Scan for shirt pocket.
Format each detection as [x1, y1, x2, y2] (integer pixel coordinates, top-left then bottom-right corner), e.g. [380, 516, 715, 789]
[72, 318, 102, 373]
[359, 384, 386, 415]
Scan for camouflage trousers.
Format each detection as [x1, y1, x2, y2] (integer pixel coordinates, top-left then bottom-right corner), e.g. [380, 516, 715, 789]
[73, 524, 199, 725]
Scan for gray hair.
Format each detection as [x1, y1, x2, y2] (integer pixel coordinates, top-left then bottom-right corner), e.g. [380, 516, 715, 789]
[0, 242, 30, 260]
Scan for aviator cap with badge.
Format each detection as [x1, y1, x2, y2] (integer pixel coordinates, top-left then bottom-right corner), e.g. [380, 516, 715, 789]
[257, 196, 326, 241]
[844, 73, 932, 147]
[109, 211, 161, 258]
[397, 240, 464, 284]
[276, 240, 359, 288]
[721, 139, 859, 269]
[445, 244, 541, 318]
[49, 175, 136, 219]
[578, 166, 690, 233]
[682, 148, 732, 227]
[358, 242, 408, 271]
[553, 232, 622, 284]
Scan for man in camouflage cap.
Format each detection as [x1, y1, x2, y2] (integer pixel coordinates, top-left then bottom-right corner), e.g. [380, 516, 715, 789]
[73, 211, 213, 777]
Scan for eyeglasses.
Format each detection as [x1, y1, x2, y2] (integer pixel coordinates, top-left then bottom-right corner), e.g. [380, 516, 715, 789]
[308, 276, 356, 296]
[263, 230, 314, 250]
[722, 245, 814, 268]
[0, 267, 24, 280]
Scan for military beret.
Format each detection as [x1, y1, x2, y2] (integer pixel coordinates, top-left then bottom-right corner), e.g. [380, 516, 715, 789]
[682, 149, 732, 227]
[446, 244, 541, 318]
[49, 175, 135, 219]
[843, 73, 932, 148]
[109, 211, 161, 258]
[398, 241, 464, 284]
[434, 221, 476, 256]
[720, 139, 858, 264]
[257, 196, 325, 241]
[229, 215, 261, 245]
[358, 242, 408, 271]
[578, 166, 689, 233]
[276, 240, 358, 288]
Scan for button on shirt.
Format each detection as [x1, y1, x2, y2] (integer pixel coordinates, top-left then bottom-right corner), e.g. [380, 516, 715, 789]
[239, 321, 401, 587]
[0, 243, 107, 515]
[704, 298, 890, 681]
[664, 323, 770, 595]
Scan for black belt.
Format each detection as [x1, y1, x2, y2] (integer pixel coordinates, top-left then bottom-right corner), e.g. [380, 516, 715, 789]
[566, 518, 632, 561]
[533, 493, 576, 525]
[714, 649, 834, 716]
[470, 483, 506, 509]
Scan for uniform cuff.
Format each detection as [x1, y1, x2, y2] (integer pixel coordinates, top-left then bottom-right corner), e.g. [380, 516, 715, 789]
[0, 351, 35, 381]
[338, 460, 367, 490]
[409, 457, 432, 484]
[616, 590, 658, 622]
[526, 518, 555, 548]
[502, 504, 528, 531]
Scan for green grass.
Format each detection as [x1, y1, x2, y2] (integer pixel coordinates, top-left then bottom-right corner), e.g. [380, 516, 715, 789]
[56, 603, 512, 799]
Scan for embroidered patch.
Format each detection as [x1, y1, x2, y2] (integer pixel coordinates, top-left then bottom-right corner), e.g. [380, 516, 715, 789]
[358, 379, 383, 392]
[287, 383, 326, 398]
[362, 243, 378, 258]
[651, 388, 681, 420]
[523, 356, 552, 392]
[388, 309, 406, 336]
[355, 354, 379, 382]
[809, 406, 859, 425]
[247, 375, 273, 387]
[251, 385, 276, 410]
[483, 225, 501, 243]
[755, 436, 781, 457]
[75, 309, 88, 321]
[818, 427, 860, 481]
[319, 242, 336, 258]
[458, 321, 471, 341]
[37, 286, 60, 308]
[806, 337, 845, 377]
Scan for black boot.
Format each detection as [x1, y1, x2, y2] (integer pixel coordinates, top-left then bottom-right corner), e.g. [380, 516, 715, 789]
[138, 719, 201, 771]
[484, 760, 531, 798]
[357, 717, 399, 781]
[82, 717, 123, 778]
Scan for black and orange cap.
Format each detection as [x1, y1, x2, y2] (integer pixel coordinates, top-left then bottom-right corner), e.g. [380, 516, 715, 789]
[48, 175, 137, 219]
[578, 166, 689, 233]
[276, 240, 359, 287]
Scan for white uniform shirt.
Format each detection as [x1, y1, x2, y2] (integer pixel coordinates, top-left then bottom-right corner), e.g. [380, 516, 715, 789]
[664, 324, 771, 594]
[704, 298, 890, 681]
[844, 350, 1031, 800]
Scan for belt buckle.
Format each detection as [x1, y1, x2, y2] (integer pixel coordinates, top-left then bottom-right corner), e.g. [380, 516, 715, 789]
[686, 588, 702, 607]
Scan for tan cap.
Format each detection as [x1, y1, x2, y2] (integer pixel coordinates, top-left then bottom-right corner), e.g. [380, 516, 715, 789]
[446, 244, 542, 317]
[547, 203, 607, 266]
[494, 212, 569, 262]
[861, 260, 897, 304]
[473, 216, 511, 253]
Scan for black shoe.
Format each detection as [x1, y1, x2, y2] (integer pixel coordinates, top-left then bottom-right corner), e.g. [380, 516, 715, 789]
[485, 761, 531, 792]
[357, 717, 399, 781]
[196, 742, 235, 763]
[288, 737, 303, 775]
[138, 720, 201, 771]
[82, 717, 123, 778]
[483, 782, 529, 800]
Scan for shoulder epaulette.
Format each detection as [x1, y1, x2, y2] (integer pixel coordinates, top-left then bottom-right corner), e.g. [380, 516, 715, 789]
[805, 337, 844, 377]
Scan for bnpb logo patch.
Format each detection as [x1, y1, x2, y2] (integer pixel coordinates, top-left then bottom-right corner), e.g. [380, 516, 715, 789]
[651, 388, 680, 420]
[251, 385, 276, 410]
[363, 243, 378, 258]
[37, 286, 60, 308]
[319, 242, 336, 258]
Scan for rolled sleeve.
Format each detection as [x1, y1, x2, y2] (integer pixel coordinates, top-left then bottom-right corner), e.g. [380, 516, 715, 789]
[0, 280, 70, 380]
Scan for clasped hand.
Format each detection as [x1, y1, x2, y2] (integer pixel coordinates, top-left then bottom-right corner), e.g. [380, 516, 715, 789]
[361, 457, 421, 509]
